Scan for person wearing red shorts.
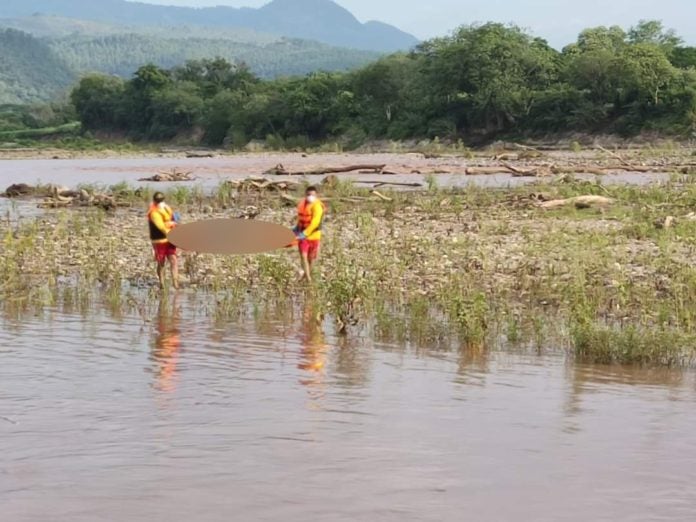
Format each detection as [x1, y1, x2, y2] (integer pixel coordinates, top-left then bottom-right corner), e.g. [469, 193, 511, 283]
[294, 186, 325, 283]
[148, 192, 180, 289]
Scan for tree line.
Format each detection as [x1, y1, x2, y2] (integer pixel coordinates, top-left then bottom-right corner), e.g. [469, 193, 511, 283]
[70, 21, 696, 145]
[51, 34, 378, 80]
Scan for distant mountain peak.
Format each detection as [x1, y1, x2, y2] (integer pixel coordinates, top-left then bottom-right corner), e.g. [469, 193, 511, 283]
[0, 0, 418, 53]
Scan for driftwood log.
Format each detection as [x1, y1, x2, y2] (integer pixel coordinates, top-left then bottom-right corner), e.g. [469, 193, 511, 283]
[38, 186, 117, 210]
[139, 168, 195, 182]
[354, 180, 423, 188]
[265, 163, 387, 176]
[226, 177, 301, 192]
[539, 195, 615, 210]
[465, 163, 692, 177]
[370, 190, 393, 202]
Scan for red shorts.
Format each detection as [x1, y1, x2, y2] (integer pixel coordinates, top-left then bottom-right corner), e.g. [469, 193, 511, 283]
[298, 239, 320, 261]
[153, 242, 177, 264]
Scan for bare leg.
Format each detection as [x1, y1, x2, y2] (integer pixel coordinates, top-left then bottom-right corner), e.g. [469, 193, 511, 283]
[307, 244, 319, 283]
[169, 254, 179, 290]
[301, 253, 312, 284]
[156, 262, 165, 289]
[297, 247, 307, 281]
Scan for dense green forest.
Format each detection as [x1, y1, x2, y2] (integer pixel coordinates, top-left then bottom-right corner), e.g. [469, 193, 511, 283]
[68, 21, 696, 145]
[51, 34, 379, 79]
[0, 18, 379, 104]
[0, 29, 74, 104]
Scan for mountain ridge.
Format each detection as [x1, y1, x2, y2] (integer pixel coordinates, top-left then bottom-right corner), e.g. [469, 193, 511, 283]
[0, 28, 75, 104]
[0, 0, 419, 52]
[0, 21, 381, 104]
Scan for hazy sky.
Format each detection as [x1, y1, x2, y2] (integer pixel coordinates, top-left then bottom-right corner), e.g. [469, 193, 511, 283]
[139, 0, 695, 47]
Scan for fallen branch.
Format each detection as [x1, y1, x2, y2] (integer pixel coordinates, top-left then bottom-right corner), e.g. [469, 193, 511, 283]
[370, 190, 393, 202]
[501, 162, 553, 177]
[539, 195, 615, 210]
[465, 166, 509, 175]
[466, 163, 679, 177]
[359, 170, 398, 175]
[265, 163, 387, 176]
[512, 143, 544, 154]
[354, 181, 423, 188]
[139, 168, 194, 182]
[597, 145, 633, 168]
[226, 177, 300, 192]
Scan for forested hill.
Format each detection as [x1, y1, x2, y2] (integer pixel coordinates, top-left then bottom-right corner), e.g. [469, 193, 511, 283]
[0, 0, 418, 52]
[51, 34, 379, 79]
[0, 14, 279, 43]
[0, 19, 380, 104]
[0, 29, 74, 104]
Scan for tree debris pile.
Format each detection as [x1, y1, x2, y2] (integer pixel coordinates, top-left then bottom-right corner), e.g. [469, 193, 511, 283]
[139, 168, 195, 182]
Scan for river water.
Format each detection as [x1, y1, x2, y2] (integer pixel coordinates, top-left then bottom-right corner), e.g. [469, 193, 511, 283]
[2, 294, 696, 522]
[0, 153, 671, 192]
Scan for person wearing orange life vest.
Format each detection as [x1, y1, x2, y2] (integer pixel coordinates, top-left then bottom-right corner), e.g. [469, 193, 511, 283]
[293, 186, 325, 283]
[148, 192, 180, 290]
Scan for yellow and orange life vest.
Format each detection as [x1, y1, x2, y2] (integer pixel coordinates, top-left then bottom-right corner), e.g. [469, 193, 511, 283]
[147, 203, 176, 244]
[297, 198, 325, 241]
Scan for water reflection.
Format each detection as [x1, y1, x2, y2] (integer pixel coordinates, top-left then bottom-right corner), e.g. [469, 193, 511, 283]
[151, 294, 182, 393]
[562, 362, 692, 434]
[333, 335, 372, 388]
[3, 294, 696, 522]
[296, 303, 328, 406]
[454, 343, 490, 386]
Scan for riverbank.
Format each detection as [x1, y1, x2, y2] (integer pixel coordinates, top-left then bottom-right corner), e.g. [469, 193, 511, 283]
[2, 172, 696, 367]
[1, 135, 695, 162]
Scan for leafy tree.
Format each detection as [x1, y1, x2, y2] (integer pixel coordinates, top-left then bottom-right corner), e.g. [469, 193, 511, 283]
[173, 58, 258, 97]
[202, 89, 248, 145]
[628, 20, 682, 51]
[350, 56, 412, 134]
[570, 26, 627, 54]
[121, 64, 172, 135]
[614, 43, 676, 106]
[149, 81, 204, 139]
[671, 47, 696, 69]
[416, 23, 559, 134]
[70, 74, 125, 129]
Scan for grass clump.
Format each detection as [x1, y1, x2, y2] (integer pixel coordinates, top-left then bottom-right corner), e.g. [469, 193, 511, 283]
[3, 173, 696, 367]
[571, 323, 696, 367]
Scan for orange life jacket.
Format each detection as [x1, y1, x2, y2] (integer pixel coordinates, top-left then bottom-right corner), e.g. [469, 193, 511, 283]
[297, 199, 324, 231]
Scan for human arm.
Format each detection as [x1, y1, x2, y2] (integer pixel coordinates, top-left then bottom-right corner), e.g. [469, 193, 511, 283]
[150, 210, 170, 236]
[302, 204, 324, 237]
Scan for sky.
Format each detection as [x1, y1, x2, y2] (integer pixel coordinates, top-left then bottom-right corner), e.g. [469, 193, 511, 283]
[139, 0, 695, 48]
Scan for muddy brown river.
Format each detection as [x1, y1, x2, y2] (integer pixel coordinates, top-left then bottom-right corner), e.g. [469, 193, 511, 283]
[2, 293, 696, 522]
[0, 153, 671, 191]
[2, 155, 695, 521]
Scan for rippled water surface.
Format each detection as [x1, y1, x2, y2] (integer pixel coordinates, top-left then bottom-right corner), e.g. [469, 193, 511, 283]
[2, 295, 696, 522]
